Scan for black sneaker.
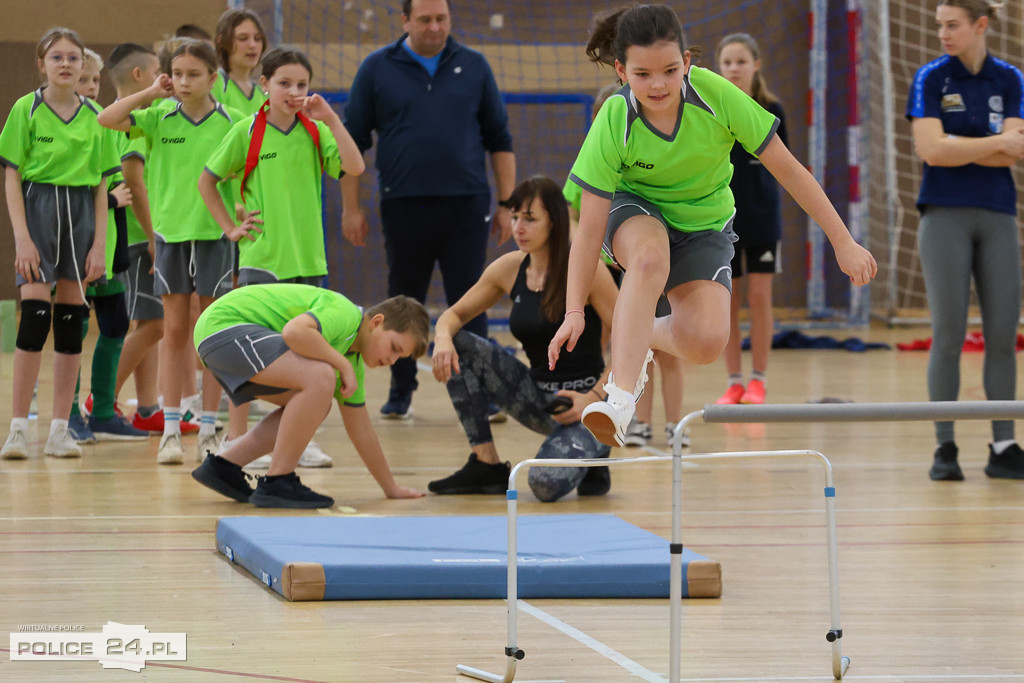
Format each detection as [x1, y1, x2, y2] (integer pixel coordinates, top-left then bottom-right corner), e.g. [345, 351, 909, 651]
[380, 390, 413, 420]
[929, 441, 963, 481]
[428, 454, 510, 494]
[249, 472, 334, 509]
[985, 442, 1024, 480]
[577, 466, 611, 496]
[191, 453, 255, 502]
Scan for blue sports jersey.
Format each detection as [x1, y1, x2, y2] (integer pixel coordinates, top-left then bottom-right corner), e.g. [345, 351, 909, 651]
[906, 53, 1024, 216]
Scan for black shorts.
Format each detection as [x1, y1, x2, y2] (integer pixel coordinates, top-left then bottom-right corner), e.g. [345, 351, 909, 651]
[731, 243, 780, 277]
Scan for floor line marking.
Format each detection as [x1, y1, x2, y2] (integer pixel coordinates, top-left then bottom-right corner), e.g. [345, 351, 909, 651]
[518, 599, 666, 682]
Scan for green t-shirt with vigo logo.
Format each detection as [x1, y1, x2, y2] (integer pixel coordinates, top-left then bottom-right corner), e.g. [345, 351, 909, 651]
[212, 70, 267, 117]
[204, 113, 343, 280]
[0, 88, 120, 186]
[569, 67, 779, 233]
[129, 101, 241, 242]
[194, 283, 366, 406]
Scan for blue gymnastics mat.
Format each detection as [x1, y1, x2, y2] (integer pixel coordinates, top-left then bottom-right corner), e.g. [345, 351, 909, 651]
[215, 514, 721, 601]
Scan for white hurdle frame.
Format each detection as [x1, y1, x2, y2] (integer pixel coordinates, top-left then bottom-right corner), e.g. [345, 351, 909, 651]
[455, 400, 1024, 682]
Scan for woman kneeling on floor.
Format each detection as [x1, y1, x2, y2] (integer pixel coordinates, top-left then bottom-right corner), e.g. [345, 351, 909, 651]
[430, 175, 619, 502]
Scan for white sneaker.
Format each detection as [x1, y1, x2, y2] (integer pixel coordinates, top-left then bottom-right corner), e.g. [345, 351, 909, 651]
[623, 417, 652, 447]
[665, 422, 691, 448]
[1, 428, 29, 460]
[245, 454, 272, 469]
[298, 440, 333, 468]
[242, 441, 334, 469]
[607, 348, 655, 400]
[44, 423, 83, 458]
[157, 432, 184, 465]
[197, 432, 220, 463]
[581, 384, 635, 447]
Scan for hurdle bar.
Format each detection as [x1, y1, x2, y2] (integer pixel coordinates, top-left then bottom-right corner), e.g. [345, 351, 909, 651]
[456, 400, 1024, 682]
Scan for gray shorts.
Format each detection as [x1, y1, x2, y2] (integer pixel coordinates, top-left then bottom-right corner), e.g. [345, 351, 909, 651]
[153, 236, 234, 298]
[116, 242, 163, 320]
[15, 182, 96, 286]
[197, 324, 290, 406]
[605, 191, 737, 294]
[237, 268, 325, 287]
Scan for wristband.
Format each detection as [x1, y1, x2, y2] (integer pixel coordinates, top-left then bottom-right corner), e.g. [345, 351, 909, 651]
[565, 309, 584, 318]
[497, 198, 514, 209]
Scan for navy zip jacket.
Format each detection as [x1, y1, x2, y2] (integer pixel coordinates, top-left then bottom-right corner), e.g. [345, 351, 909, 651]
[343, 35, 513, 200]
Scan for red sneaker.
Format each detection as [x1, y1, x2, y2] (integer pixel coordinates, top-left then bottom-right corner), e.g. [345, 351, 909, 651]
[132, 409, 199, 435]
[740, 379, 766, 405]
[715, 383, 745, 405]
[84, 393, 125, 418]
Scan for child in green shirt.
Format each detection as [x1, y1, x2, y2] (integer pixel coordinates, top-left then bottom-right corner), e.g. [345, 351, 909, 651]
[191, 284, 428, 508]
[98, 39, 243, 465]
[0, 28, 120, 460]
[550, 5, 877, 447]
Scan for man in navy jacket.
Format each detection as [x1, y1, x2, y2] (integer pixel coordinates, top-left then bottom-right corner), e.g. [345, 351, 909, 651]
[342, 0, 516, 419]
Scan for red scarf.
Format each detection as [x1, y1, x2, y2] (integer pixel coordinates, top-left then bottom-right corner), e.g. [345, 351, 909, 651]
[241, 101, 324, 201]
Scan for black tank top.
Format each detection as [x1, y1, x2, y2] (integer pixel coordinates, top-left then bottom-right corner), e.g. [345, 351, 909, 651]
[507, 255, 604, 393]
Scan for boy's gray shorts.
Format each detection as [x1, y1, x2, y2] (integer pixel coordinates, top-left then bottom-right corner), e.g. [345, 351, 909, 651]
[153, 236, 233, 298]
[197, 324, 290, 406]
[15, 182, 96, 286]
[116, 242, 163, 320]
[604, 191, 737, 294]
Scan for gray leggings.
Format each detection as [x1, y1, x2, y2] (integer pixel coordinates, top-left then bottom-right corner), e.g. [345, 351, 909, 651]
[918, 206, 1021, 443]
[447, 330, 610, 502]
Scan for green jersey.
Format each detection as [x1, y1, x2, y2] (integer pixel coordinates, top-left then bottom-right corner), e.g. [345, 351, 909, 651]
[194, 283, 366, 406]
[212, 70, 267, 117]
[204, 113, 343, 280]
[0, 88, 120, 186]
[569, 68, 779, 233]
[129, 101, 241, 242]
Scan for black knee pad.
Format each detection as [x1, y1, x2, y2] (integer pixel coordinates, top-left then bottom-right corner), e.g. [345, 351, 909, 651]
[52, 303, 88, 354]
[16, 300, 51, 352]
[94, 293, 130, 338]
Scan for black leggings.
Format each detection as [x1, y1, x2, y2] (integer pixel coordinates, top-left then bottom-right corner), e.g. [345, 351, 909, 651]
[447, 330, 610, 502]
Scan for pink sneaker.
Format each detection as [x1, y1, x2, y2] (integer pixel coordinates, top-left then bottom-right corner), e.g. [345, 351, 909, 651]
[715, 383, 745, 405]
[740, 379, 766, 405]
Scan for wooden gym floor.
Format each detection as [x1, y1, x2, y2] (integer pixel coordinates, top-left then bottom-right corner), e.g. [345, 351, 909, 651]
[0, 323, 1022, 682]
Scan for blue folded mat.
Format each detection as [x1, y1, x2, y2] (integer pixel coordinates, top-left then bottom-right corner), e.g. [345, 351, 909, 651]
[216, 514, 721, 601]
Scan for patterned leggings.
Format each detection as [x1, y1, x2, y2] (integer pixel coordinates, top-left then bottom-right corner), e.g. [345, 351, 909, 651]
[447, 330, 610, 502]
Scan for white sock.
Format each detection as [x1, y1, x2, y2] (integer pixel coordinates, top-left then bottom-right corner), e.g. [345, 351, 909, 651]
[163, 406, 181, 436]
[991, 439, 1015, 455]
[49, 418, 69, 436]
[10, 417, 29, 433]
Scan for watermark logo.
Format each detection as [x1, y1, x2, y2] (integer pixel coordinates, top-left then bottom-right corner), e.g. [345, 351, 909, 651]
[10, 622, 186, 672]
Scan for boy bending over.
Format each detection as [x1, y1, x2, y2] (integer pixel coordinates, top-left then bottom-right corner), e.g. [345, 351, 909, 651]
[190, 284, 428, 508]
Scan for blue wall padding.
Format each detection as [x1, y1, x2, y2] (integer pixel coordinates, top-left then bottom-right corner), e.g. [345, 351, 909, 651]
[216, 514, 721, 601]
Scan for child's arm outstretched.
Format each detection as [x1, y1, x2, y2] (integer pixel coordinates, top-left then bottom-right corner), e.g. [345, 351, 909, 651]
[758, 134, 876, 286]
[302, 94, 365, 177]
[339, 403, 424, 499]
[96, 74, 174, 132]
[547, 189, 613, 369]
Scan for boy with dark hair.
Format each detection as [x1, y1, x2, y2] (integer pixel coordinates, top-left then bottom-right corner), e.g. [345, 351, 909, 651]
[190, 284, 428, 508]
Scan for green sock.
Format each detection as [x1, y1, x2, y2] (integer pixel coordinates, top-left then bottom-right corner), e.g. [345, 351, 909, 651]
[90, 334, 124, 421]
[70, 317, 90, 418]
